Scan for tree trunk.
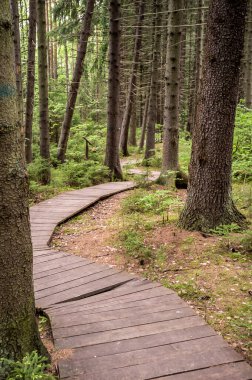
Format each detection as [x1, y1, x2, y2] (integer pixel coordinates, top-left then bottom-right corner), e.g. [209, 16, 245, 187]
[37, 0, 51, 184]
[64, 43, 69, 95]
[245, 1, 252, 107]
[57, 0, 95, 163]
[139, 88, 150, 150]
[104, 0, 123, 180]
[10, 0, 24, 128]
[129, 101, 137, 146]
[25, 0, 37, 164]
[120, 0, 144, 156]
[187, 0, 202, 135]
[144, 0, 162, 160]
[160, 0, 183, 185]
[179, 0, 248, 231]
[0, 0, 42, 360]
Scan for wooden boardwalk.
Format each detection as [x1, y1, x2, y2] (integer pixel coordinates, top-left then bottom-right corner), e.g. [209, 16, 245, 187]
[32, 182, 252, 379]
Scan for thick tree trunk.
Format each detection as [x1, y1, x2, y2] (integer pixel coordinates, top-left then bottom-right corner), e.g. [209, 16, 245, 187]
[37, 0, 51, 184]
[120, 0, 144, 156]
[160, 0, 183, 185]
[245, 1, 252, 107]
[0, 0, 42, 360]
[10, 0, 24, 128]
[104, 0, 123, 180]
[144, 0, 162, 160]
[25, 0, 37, 164]
[57, 0, 95, 163]
[179, 0, 248, 231]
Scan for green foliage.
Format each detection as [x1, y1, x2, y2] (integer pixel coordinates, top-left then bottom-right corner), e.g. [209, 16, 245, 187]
[209, 223, 243, 236]
[233, 104, 252, 180]
[119, 229, 152, 261]
[0, 352, 56, 380]
[122, 189, 182, 214]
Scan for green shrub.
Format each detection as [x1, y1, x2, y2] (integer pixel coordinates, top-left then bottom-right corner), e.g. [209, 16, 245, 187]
[119, 229, 152, 260]
[0, 352, 56, 380]
[122, 189, 182, 214]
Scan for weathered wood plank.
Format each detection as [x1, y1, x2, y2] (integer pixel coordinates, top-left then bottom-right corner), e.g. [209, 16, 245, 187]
[53, 307, 195, 339]
[61, 347, 243, 380]
[55, 316, 207, 349]
[59, 335, 231, 377]
[153, 362, 252, 379]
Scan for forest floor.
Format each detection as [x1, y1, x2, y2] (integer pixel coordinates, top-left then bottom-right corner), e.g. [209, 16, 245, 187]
[52, 181, 252, 365]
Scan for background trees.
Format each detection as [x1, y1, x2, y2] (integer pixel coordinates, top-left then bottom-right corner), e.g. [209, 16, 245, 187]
[5, 0, 251, 225]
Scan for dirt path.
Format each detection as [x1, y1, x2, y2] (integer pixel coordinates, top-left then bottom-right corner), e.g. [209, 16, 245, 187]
[52, 192, 132, 270]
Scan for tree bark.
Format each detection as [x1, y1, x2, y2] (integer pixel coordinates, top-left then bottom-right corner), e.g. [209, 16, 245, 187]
[144, 0, 162, 160]
[25, 0, 37, 164]
[0, 0, 42, 360]
[160, 0, 183, 185]
[37, 0, 51, 184]
[10, 0, 24, 128]
[245, 1, 252, 107]
[139, 88, 150, 150]
[104, 0, 123, 180]
[179, 0, 248, 231]
[57, 0, 95, 163]
[129, 101, 137, 146]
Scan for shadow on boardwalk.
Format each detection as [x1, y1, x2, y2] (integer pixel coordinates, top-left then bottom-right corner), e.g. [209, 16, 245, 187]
[31, 182, 252, 379]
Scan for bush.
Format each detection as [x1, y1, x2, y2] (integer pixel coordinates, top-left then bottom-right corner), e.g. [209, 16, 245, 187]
[122, 189, 182, 214]
[0, 352, 56, 380]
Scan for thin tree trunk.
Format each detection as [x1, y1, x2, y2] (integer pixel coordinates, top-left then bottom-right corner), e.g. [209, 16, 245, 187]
[129, 101, 137, 146]
[37, 0, 51, 184]
[179, 0, 248, 231]
[187, 0, 202, 135]
[0, 0, 42, 360]
[25, 0, 37, 163]
[57, 0, 95, 163]
[139, 87, 150, 150]
[144, 0, 162, 160]
[10, 0, 24, 127]
[120, 0, 144, 156]
[104, 0, 123, 180]
[160, 0, 183, 185]
[64, 43, 69, 95]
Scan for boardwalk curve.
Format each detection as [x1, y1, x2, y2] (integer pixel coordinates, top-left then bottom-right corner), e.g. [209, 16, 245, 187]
[31, 182, 252, 379]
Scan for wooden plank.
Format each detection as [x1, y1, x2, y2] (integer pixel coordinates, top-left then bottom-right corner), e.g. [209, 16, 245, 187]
[33, 259, 92, 280]
[36, 272, 135, 307]
[35, 267, 119, 297]
[55, 316, 206, 349]
[59, 335, 231, 378]
[153, 362, 252, 379]
[49, 284, 171, 316]
[33, 255, 84, 275]
[53, 307, 195, 339]
[51, 295, 185, 327]
[62, 347, 243, 380]
[35, 262, 108, 288]
[56, 325, 215, 361]
[34, 251, 67, 263]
